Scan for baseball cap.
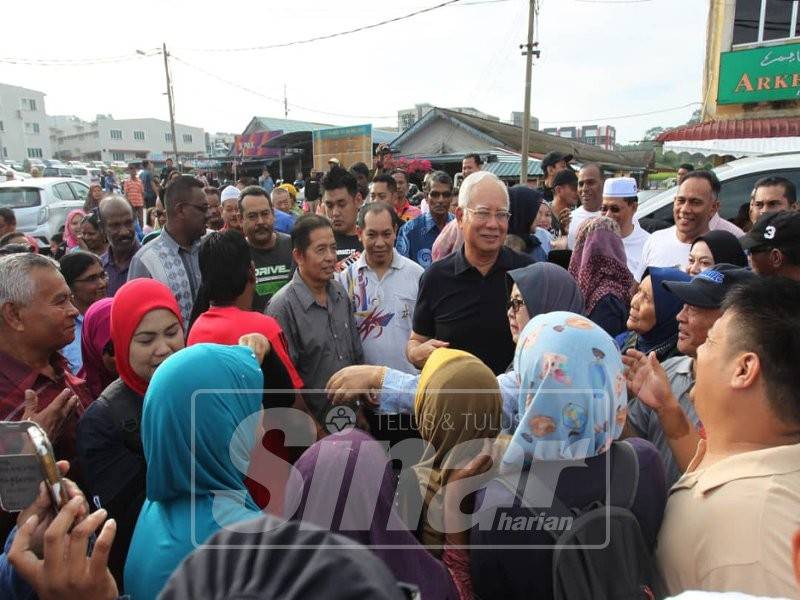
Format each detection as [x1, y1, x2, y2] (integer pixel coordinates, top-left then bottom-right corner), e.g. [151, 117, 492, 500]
[541, 151, 573, 172]
[328, 157, 341, 165]
[552, 168, 578, 188]
[603, 177, 638, 198]
[661, 263, 756, 309]
[739, 210, 800, 251]
[220, 185, 240, 203]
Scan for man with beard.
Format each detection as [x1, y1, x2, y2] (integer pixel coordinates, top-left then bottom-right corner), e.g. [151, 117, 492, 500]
[98, 196, 140, 296]
[239, 185, 294, 313]
[396, 171, 454, 268]
[205, 187, 224, 231]
[127, 176, 207, 324]
[220, 185, 244, 233]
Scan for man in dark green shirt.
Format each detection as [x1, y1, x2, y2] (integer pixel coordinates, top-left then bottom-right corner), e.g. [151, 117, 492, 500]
[239, 185, 295, 312]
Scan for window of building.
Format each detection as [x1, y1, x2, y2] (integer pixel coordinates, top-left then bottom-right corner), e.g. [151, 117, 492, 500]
[111, 151, 125, 161]
[165, 132, 173, 142]
[24, 122, 39, 134]
[26, 148, 43, 158]
[21, 98, 37, 111]
[110, 129, 123, 140]
[182, 133, 193, 143]
[733, 0, 799, 45]
[134, 130, 145, 141]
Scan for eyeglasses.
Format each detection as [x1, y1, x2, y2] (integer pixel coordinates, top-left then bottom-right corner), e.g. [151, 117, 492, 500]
[428, 191, 452, 199]
[465, 208, 511, 223]
[507, 297, 525, 313]
[601, 205, 622, 214]
[74, 271, 108, 284]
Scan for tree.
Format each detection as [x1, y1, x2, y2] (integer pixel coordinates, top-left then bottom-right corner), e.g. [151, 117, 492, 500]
[643, 126, 666, 141]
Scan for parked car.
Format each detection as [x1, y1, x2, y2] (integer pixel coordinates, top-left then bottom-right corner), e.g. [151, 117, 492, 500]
[42, 159, 66, 168]
[2, 161, 25, 172]
[0, 177, 90, 241]
[110, 160, 128, 169]
[69, 166, 92, 184]
[0, 164, 29, 182]
[636, 152, 800, 228]
[42, 166, 78, 178]
[90, 160, 108, 169]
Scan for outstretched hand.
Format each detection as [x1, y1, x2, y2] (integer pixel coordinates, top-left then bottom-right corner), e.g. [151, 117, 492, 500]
[623, 349, 671, 411]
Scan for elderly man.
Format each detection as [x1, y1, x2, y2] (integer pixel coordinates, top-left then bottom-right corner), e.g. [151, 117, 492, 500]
[204, 186, 224, 230]
[128, 175, 207, 324]
[408, 171, 532, 375]
[396, 171, 455, 268]
[220, 185, 243, 233]
[0, 253, 92, 469]
[601, 177, 650, 276]
[654, 277, 800, 598]
[98, 196, 140, 296]
[638, 171, 724, 279]
[267, 214, 364, 420]
[624, 263, 756, 486]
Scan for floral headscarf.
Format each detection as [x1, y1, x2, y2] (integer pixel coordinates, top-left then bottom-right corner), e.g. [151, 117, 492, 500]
[504, 311, 627, 466]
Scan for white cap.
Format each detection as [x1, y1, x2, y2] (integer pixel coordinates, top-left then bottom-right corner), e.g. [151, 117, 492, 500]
[603, 176, 638, 198]
[328, 157, 340, 165]
[220, 185, 240, 203]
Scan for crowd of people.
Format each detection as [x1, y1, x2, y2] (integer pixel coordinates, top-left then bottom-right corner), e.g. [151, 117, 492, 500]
[0, 150, 799, 600]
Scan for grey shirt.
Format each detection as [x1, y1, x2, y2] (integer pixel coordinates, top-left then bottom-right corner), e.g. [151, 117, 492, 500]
[627, 354, 700, 487]
[127, 226, 201, 325]
[267, 270, 364, 418]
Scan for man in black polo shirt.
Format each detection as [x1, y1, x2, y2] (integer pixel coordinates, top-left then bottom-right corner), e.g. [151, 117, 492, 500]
[407, 171, 533, 375]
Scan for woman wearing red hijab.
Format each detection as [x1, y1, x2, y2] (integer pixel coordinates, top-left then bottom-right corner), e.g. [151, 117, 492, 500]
[77, 278, 185, 590]
[77, 297, 116, 399]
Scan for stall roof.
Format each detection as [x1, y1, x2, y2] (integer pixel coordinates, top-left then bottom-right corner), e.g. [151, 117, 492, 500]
[656, 117, 800, 142]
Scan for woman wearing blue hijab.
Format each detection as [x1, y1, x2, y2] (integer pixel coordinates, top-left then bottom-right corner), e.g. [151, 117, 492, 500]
[470, 313, 666, 600]
[616, 267, 691, 362]
[124, 344, 264, 600]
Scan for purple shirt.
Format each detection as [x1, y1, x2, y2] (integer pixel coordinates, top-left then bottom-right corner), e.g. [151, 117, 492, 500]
[101, 241, 140, 297]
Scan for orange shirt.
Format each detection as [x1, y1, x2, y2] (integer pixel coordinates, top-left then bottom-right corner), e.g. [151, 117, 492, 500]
[123, 178, 144, 208]
[397, 199, 421, 222]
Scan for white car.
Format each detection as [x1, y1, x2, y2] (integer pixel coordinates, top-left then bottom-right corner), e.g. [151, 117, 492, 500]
[69, 166, 93, 185]
[0, 177, 89, 241]
[0, 164, 29, 182]
[636, 152, 800, 228]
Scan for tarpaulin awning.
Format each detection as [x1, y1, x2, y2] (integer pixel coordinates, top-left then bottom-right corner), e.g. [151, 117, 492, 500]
[663, 137, 800, 158]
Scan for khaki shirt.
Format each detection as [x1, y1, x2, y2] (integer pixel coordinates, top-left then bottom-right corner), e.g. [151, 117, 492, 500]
[657, 440, 800, 598]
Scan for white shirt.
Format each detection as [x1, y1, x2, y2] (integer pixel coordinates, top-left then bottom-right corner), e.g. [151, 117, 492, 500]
[567, 206, 601, 249]
[335, 251, 423, 374]
[622, 220, 650, 277]
[636, 226, 691, 280]
[709, 212, 744, 237]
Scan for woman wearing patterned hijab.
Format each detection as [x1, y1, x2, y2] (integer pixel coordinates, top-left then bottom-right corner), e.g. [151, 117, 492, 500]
[470, 312, 666, 600]
[568, 216, 634, 337]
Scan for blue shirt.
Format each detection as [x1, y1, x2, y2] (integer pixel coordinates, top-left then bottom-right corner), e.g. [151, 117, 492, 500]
[395, 212, 453, 268]
[274, 209, 295, 234]
[60, 313, 84, 374]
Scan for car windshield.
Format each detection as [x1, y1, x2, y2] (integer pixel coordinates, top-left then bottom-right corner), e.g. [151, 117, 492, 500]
[72, 168, 88, 175]
[0, 188, 40, 209]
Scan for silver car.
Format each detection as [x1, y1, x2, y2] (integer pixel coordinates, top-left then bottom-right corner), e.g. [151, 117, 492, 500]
[0, 177, 89, 241]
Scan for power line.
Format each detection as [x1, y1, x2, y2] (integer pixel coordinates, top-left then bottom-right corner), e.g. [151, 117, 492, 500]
[539, 102, 701, 125]
[0, 48, 160, 67]
[572, 0, 653, 3]
[175, 0, 465, 53]
[171, 55, 396, 121]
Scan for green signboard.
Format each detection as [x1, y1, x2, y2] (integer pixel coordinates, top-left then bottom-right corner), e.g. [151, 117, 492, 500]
[718, 42, 800, 105]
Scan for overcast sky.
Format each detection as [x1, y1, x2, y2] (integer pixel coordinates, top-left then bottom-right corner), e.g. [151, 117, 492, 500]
[0, 0, 707, 144]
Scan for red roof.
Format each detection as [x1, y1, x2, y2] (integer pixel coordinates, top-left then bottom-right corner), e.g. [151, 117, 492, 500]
[656, 117, 800, 142]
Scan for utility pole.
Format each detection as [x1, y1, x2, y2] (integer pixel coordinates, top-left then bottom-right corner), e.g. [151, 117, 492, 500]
[283, 83, 289, 119]
[519, 0, 539, 185]
[162, 43, 180, 164]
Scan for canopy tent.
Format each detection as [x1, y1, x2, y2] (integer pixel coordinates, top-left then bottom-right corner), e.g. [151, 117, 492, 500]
[657, 117, 800, 158]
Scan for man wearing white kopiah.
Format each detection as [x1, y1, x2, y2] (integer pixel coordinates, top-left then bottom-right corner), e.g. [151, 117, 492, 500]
[600, 177, 650, 277]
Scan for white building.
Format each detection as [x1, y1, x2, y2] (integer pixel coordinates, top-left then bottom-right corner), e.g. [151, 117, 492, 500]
[0, 83, 51, 162]
[51, 116, 206, 163]
[510, 111, 540, 131]
[398, 103, 499, 131]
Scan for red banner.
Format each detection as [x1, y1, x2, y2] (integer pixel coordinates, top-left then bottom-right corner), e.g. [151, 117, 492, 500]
[233, 130, 284, 158]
